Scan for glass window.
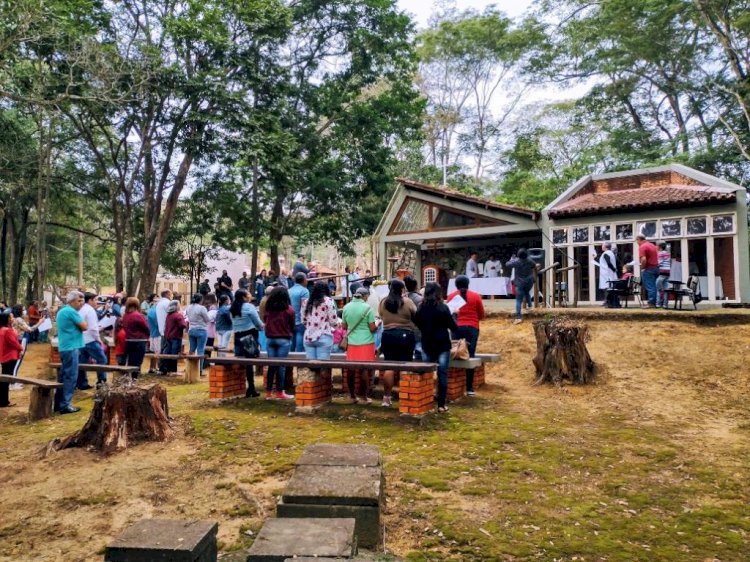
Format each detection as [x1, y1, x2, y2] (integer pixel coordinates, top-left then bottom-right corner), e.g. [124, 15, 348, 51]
[686, 216, 707, 236]
[615, 223, 633, 240]
[661, 219, 681, 238]
[552, 228, 568, 245]
[572, 227, 589, 244]
[712, 214, 734, 234]
[593, 225, 611, 242]
[636, 221, 656, 238]
[393, 199, 430, 233]
[433, 208, 477, 229]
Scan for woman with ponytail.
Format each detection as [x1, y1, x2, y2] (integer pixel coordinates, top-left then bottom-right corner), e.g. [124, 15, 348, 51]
[447, 274, 485, 396]
[377, 278, 417, 407]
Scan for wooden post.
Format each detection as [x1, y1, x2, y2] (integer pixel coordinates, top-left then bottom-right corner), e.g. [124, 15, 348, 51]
[29, 387, 55, 421]
[183, 356, 201, 383]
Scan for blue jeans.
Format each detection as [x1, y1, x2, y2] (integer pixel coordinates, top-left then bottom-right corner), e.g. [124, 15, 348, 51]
[374, 323, 383, 351]
[56, 349, 80, 410]
[515, 279, 533, 319]
[453, 325, 479, 391]
[641, 267, 659, 305]
[656, 274, 670, 307]
[424, 350, 450, 408]
[163, 338, 182, 373]
[266, 337, 291, 392]
[305, 334, 333, 359]
[126, 341, 147, 375]
[292, 324, 305, 352]
[78, 340, 109, 385]
[188, 327, 208, 372]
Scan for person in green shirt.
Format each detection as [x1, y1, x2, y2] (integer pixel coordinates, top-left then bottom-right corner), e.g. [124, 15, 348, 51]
[55, 291, 88, 414]
[341, 287, 377, 405]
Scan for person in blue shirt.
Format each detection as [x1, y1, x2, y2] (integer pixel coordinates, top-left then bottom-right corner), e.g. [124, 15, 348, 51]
[55, 291, 88, 414]
[215, 294, 233, 350]
[146, 301, 161, 372]
[230, 289, 264, 398]
[288, 272, 310, 352]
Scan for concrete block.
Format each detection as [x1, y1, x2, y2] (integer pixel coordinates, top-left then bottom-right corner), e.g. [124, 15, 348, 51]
[282, 465, 382, 506]
[246, 517, 356, 561]
[277, 499, 381, 549]
[105, 519, 218, 562]
[297, 444, 381, 468]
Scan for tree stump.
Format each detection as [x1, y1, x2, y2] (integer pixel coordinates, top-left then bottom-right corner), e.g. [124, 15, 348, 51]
[532, 318, 595, 385]
[46, 379, 173, 455]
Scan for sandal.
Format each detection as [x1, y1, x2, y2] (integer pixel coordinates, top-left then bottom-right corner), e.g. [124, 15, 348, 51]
[437, 406, 449, 413]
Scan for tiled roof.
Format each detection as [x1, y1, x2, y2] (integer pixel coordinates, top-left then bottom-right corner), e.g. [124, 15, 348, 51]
[548, 185, 736, 218]
[396, 177, 539, 219]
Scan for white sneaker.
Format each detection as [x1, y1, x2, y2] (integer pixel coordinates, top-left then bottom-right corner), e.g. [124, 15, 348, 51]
[9, 383, 23, 391]
[513, 318, 523, 325]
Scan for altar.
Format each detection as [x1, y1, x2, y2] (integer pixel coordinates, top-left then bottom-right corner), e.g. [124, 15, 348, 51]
[447, 277, 512, 296]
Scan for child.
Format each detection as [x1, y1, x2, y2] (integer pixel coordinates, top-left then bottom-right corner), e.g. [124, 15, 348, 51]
[114, 321, 127, 366]
[656, 242, 671, 308]
[622, 264, 634, 280]
[331, 324, 346, 353]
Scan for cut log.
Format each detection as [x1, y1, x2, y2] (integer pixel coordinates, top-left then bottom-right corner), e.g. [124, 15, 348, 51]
[46, 380, 172, 455]
[29, 386, 56, 421]
[532, 318, 595, 385]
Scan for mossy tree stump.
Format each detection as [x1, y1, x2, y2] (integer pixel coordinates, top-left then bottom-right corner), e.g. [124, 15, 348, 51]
[532, 318, 595, 385]
[47, 380, 172, 455]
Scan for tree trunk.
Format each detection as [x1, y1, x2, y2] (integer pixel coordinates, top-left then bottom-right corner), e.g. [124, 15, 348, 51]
[532, 318, 595, 385]
[46, 383, 172, 455]
[1, 216, 7, 301]
[269, 189, 284, 276]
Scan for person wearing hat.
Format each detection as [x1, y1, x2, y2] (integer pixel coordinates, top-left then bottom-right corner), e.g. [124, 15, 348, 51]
[77, 292, 109, 389]
[161, 300, 186, 375]
[341, 286, 377, 404]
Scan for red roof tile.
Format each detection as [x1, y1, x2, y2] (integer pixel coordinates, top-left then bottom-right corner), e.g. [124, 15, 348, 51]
[549, 185, 735, 218]
[396, 178, 539, 219]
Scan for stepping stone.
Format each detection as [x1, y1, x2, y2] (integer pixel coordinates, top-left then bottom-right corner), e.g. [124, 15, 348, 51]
[278, 465, 383, 548]
[105, 519, 218, 562]
[296, 444, 381, 468]
[246, 517, 356, 561]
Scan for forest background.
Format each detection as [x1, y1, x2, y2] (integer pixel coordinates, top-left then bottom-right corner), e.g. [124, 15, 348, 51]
[1, 0, 749, 304]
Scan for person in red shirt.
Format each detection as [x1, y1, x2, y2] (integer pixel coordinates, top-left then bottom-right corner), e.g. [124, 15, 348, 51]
[114, 323, 127, 366]
[163, 301, 187, 375]
[121, 297, 150, 377]
[0, 311, 23, 407]
[447, 275, 485, 396]
[263, 287, 295, 400]
[636, 234, 659, 308]
[27, 301, 40, 343]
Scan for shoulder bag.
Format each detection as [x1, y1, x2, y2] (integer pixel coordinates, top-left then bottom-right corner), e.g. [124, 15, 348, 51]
[340, 309, 369, 351]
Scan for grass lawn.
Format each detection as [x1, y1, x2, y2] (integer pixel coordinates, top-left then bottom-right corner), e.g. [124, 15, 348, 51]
[0, 317, 749, 561]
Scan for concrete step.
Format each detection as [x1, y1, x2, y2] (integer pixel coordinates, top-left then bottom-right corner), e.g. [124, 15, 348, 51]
[246, 517, 356, 561]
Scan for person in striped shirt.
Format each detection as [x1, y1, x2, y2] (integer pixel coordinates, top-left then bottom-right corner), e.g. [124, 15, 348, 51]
[656, 242, 672, 308]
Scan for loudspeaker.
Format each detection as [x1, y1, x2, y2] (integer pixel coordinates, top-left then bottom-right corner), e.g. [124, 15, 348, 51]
[528, 248, 545, 266]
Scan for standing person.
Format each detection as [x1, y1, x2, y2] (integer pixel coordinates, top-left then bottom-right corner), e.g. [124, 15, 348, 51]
[364, 279, 384, 353]
[122, 297, 150, 377]
[204, 293, 218, 358]
[218, 270, 233, 300]
[302, 281, 338, 360]
[404, 276, 423, 360]
[77, 292, 109, 389]
[198, 279, 211, 296]
[162, 300, 186, 375]
[288, 272, 309, 352]
[155, 289, 173, 374]
[308, 262, 318, 279]
[27, 301, 40, 343]
[38, 301, 50, 343]
[378, 279, 417, 407]
[447, 275, 485, 396]
[465, 252, 479, 278]
[341, 287, 377, 404]
[215, 294, 233, 350]
[415, 282, 458, 413]
[147, 298, 161, 357]
[598, 243, 619, 308]
[238, 271, 251, 291]
[255, 269, 267, 301]
[141, 293, 155, 314]
[230, 289, 263, 398]
[186, 293, 210, 374]
[505, 250, 537, 324]
[636, 234, 659, 308]
[263, 287, 295, 400]
[484, 254, 502, 278]
[293, 255, 309, 277]
[12, 304, 37, 344]
[0, 311, 23, 407]
[54, 291, 88, 414]
[278, 269, 289, 289]
[656, 242, 672, 308]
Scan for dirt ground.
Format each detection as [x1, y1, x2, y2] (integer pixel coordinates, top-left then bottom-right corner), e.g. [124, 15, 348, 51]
[0, 315, 749, 561]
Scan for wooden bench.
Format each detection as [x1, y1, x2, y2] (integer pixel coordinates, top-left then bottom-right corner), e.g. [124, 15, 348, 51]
[144, 354, 205, 383]
[0, 374, 62, 421]
[48, 362, 139, 380]
[205, 356, 436, 419]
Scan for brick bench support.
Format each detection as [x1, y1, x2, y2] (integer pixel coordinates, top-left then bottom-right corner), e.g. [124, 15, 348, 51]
[399, 371, 434, 418]
[209, 364, 246, 400]
[295, 368, 333, 413]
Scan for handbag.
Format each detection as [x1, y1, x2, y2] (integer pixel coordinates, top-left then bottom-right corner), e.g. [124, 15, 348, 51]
[450, 338, 470, 360]
[340, 310, 369, 351]
[239, 334, 260, 358]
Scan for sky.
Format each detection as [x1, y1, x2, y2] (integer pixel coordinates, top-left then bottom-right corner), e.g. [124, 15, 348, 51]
[397, 0, 534, 29]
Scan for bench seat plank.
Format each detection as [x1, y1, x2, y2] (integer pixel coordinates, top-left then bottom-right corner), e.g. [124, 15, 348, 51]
[206, 356, 436, 373]
[48, 363, 138, 373]
[0, 374, 62, 387]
